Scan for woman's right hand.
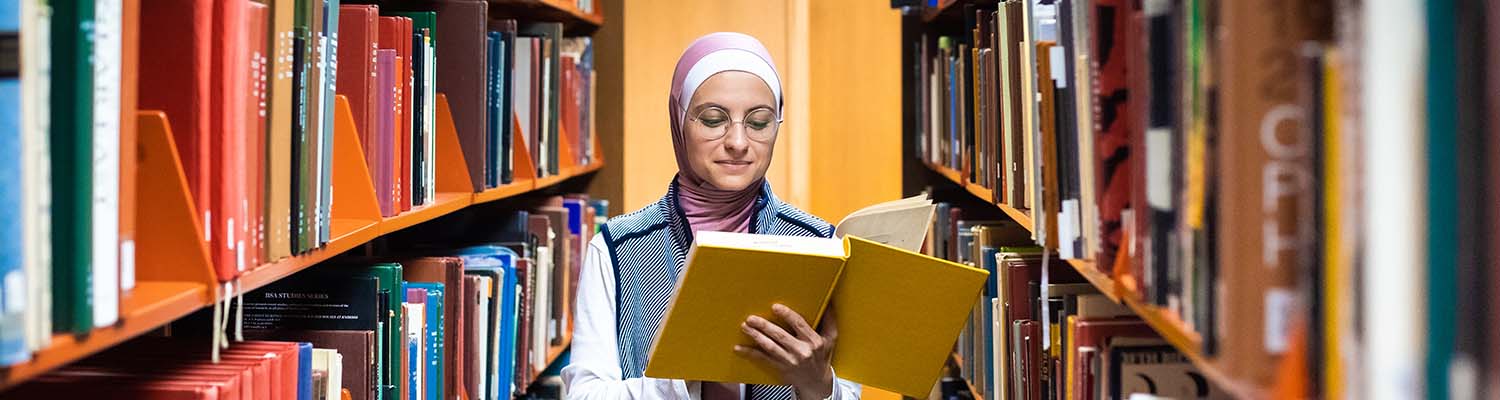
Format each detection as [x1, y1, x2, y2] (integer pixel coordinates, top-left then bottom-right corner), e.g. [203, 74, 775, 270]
[735, 304, 839, 400]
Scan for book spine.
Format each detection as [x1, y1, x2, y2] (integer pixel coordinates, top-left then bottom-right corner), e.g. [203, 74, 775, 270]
[90, 0, 122, 328]
[50, 0, 95, 333]
[0, 6, 29, 362]
[21, 0, 52, 351]
[1216, 0, 1327, 386]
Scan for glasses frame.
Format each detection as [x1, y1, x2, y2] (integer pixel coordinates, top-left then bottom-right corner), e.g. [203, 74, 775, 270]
[685, 105, 782, 142]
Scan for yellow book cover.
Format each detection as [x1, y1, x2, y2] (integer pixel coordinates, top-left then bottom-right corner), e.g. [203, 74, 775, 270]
[645, 231, 989, 397]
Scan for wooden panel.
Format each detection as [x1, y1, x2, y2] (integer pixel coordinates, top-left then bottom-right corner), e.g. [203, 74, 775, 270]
[805, 0, 903, 222]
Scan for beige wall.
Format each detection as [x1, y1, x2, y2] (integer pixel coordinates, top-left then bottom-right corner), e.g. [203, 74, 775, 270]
[602, 0, 902, 224]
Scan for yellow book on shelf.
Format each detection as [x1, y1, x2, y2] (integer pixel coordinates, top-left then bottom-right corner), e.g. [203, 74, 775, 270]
[645, 231, 989, 398]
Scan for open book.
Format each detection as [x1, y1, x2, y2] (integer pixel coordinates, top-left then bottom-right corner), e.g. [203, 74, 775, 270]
[644, 195, 988, 397]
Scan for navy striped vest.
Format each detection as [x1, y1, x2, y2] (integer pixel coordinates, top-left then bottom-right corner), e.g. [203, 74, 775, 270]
[600, 180, 833, 400]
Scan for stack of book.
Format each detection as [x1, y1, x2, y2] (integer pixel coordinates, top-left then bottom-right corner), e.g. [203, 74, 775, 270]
[903, 0, 1500, 398]
[9, 339, 337, 400]
[17, 193, 605, 400]
[929, 203, 1227, 400]
[0, 0, 600, 368]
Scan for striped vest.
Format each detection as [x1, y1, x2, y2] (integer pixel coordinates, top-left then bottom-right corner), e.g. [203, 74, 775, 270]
[600, 180, 833, 400]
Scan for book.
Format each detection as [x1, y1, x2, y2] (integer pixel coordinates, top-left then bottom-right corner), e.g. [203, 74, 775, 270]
[118, 0, 140, 293]
[831, 194, 936, 251]
[211, 0, 250, 279]
[0, 3, 27, 362]
[19, 0, 53, 352]
[336, 5, 377, 154]
[432, 0, 487, 191]
[375, 48, 396, 217]
[50, 0, 98, 333]
[242, 274, 379, 331]
[402, 257, 466, 400]
[248, 330, 376, 400]
[646, 232, 989, 397]
[454, 245, 519, 399]
[247, 1, 269, 270]
[1216, 0, 1326, 385]
[404, 287, 427, 400]
[405, 281, 445, 400]
[313, 348, 345, 400]
[267, 0, 296, 261]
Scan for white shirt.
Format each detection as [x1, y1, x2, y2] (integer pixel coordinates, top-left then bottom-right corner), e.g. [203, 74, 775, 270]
[563, 235, 863, 400]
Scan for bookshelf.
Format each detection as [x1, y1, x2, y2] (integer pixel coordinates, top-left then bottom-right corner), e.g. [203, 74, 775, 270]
[917, 162, 1264, 400]
[490, 0, 604, 34]
[0, 90, 605, 390]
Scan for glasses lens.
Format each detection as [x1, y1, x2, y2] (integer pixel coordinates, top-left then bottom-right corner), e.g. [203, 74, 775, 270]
[695, 108, 730, 129]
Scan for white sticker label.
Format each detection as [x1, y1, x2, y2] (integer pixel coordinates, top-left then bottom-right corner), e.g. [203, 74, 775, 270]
[1264, 289, 1295, 353]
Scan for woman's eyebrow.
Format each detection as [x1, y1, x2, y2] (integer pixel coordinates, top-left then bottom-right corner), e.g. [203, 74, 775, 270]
[692, 102, 724, 112]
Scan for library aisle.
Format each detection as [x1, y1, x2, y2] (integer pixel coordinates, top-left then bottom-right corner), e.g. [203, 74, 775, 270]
[0, 0, 1496, 399]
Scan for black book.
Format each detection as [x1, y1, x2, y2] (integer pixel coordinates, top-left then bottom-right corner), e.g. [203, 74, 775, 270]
[242, 274, 381, 331]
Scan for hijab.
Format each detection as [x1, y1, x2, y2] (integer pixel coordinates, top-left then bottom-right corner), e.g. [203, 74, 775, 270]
[668, 32, 783, 234]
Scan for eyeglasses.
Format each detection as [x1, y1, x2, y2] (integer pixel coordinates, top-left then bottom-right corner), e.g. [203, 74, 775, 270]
[686, 106, 780, 142]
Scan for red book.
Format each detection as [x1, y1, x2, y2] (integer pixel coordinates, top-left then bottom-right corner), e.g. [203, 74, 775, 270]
[211, 0, 251, 280]
[462, 275, 484, 400]
[138, 0, 214, 274]
[248, 2, 269, 269]
[337, 5, 379, 153]
[1090, 0, 1136, 271]
[399, 17, 414, 212]
[30, 371, 243, 400]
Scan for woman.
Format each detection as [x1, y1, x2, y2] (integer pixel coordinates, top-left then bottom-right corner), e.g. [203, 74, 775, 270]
[562, 33, 862, 400]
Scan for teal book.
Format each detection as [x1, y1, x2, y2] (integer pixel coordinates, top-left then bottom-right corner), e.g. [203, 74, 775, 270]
[317, 0, 337, 245]
[49, 0, 95, 334]
[349, 263, 404, 400]
[406, 281, 444, 400]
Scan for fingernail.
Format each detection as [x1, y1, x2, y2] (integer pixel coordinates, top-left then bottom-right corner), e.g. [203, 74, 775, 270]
[733, 345, 744, 352]
[773, 304, 786, 312]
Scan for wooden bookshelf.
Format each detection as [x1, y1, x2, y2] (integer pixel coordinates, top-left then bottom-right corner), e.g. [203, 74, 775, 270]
[0, 282, 209, 387]
[919, 161, 1265, 399]
[490, 0, 605, 33]
[0, 92, 606, 391]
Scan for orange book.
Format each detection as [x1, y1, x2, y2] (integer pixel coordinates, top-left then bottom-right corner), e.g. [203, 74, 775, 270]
[120, 0, 140, 291]
[248, 2, 269, 268]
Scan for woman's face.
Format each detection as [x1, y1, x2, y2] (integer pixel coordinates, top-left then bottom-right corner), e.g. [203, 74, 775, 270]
[682, 70, 778, 192]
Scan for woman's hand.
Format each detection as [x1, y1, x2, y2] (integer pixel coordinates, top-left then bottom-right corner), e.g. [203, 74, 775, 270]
[735, 304, 839, 400]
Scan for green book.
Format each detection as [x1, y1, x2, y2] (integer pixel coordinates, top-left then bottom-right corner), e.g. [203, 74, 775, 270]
[49, 0, 94, 334]
[345, 262, 404, 400]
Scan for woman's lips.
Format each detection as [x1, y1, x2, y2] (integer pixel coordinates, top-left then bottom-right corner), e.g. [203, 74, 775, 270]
[715, 160, 754, 172]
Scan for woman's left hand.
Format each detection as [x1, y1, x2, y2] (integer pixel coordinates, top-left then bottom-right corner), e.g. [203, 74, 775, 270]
[735, 304, 838, 400]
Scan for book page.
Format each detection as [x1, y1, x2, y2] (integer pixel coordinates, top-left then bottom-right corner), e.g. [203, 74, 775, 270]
[834, 195, 936, 252]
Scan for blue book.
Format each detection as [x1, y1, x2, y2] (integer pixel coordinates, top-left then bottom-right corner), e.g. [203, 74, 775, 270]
[562, 199, 585, 236]
[318, 0, 339, 245]
[405, 281, 444, 400]
[0, 46, 26, 364]
[298, 342, 314, 400]
[484, 31, 501, 188]
[452, 245, 520, 398]
[979, 247, 998, 399]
